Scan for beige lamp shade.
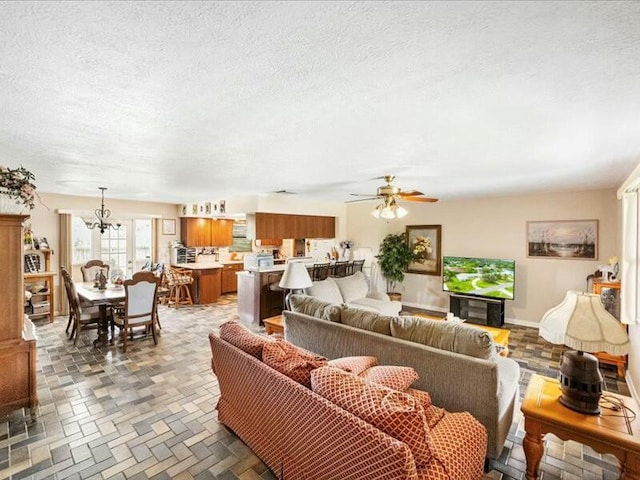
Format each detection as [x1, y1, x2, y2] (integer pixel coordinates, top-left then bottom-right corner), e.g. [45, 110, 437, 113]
[539, 291, 630, 356]
[279, 262, 313, 290]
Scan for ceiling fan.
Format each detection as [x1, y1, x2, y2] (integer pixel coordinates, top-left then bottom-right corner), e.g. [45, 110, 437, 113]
[349, 175, 438, 219]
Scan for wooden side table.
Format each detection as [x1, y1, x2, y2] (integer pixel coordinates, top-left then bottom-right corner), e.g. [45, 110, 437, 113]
[263, 314, 283, 336]
[521, 374, 640, 480]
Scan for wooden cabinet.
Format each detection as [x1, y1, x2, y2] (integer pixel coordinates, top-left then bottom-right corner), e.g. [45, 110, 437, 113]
[211, 219, 233, 246]
[23, 248, 55, 323]
[181, 218, 234, 247]
[0, 214, 37, 418]
[592, 280, 626, 377]
[247, 213, 335, 240]
[221, 263, 243, 294]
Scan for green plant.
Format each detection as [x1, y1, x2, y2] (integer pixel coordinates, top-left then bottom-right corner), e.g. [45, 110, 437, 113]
[376, 232, 414, 293]
[0, 165, 36, 209]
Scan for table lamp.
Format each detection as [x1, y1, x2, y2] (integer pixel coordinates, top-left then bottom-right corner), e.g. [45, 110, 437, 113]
[539, 291, 630, 414]
[279, 262, 313, 310]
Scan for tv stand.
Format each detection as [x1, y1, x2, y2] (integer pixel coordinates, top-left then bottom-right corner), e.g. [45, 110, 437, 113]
[449, 294, 505, 327]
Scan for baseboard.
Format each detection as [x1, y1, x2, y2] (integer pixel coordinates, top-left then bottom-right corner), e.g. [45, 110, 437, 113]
[401, 301, 539, 329]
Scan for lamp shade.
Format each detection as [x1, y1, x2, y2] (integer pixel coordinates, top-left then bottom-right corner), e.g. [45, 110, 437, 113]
[539, 291, 630, 356]
[279, 262, 313, 290]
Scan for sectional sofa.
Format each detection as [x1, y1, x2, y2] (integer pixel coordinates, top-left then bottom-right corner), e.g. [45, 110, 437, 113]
[284, 294, 521, 460]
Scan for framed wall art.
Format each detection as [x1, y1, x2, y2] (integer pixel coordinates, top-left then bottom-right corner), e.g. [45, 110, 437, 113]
[162, 218, 176, 236]
[527, 219, 598, 260]
[406, 225, 442, 276]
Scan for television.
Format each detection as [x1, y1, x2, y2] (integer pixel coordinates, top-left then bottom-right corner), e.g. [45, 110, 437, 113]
[442, 256, 516, 300]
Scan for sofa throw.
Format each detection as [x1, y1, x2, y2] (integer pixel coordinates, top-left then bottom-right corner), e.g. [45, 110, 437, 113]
[360, 365, 419, 392]
[340, 306, 393, 336]
[289, 294, 341, 322]
[311, 366, 433, 467]
[390, 316, 496, 361]
[332, 271, 369, 303]
[304, 277, 343, 304]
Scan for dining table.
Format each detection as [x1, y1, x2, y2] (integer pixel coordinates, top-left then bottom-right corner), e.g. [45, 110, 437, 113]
[75, 282, 125, 347]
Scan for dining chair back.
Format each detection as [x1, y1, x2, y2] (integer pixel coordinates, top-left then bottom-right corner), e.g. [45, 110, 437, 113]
[114, 272, 159, 352]
[311, 262, 330, 281]
[331, 261, 349, 278]
[352, 259, 365, 274]
[81, 260, 110, 283]
[61, 267, 101, 345]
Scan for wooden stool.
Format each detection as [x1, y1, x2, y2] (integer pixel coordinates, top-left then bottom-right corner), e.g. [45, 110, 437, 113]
[166, 267, 193, 308]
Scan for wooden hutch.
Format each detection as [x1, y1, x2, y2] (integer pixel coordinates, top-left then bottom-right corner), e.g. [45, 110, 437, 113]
[0, 214, 37, 418]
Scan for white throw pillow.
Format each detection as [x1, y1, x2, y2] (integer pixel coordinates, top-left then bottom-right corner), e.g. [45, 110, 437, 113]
[304, 277, 343, 304]
[332, 271, 369, 303]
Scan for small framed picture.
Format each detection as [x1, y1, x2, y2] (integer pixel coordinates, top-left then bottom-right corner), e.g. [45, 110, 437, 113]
[162, 219, 176, 235]
[205, 202, 212, 215]
[220, 200, 226, 214]
[406, 225, 442, 276]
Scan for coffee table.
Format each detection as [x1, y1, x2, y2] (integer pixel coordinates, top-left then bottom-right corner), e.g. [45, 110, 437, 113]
[521, 374, 640, 479]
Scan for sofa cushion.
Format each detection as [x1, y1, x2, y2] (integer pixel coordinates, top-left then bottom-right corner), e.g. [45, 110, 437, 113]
[262, 338, 328, 388]
[311, 366, 432, 466]
[340, 307, 393, 335]
[350, 297, 403, 316]
[304, 277, 343, 304]
[289, 294, 341, 322]
[219, 321, 272, 359]
[360, 366, 419, 391]
[390, 315, 496, 360]
[332, 271, 369, 303]
[328, 356, 378, 374]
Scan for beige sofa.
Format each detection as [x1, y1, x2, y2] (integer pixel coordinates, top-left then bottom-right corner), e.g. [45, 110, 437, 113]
[284, 294, 520, 460]
[304, 271, 402, 316]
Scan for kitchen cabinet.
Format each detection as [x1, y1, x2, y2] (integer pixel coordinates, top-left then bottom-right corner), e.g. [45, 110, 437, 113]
[181, 218, 234, 247]
[181, 218, 211, 247]
[221, 263, 243, 294]
[0, 214, 37, 419]
[211, 219, 233, 246]
[247, 213, 335, 240]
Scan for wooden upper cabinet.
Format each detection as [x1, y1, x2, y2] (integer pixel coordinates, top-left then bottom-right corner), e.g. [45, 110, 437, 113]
[181, 218, 212, 247]
[211, 219, 233, 246]
[247, 213, 335, 240]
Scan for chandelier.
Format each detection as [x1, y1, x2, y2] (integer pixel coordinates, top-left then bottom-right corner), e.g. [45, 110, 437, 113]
[86, 187, 121, 234]
[371, 196, 408, 219]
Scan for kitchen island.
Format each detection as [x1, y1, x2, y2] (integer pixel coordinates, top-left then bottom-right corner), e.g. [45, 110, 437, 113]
[171, 263, 226, 304]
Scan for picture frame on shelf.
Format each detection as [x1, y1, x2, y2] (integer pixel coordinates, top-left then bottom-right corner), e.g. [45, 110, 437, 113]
[527, 219, 598, 260]
[406, 225, 442, 276]
[162, 219, 176, 235]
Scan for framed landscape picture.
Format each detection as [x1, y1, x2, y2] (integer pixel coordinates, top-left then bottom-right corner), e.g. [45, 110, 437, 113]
[406, 225, 442, 276]
[527, 220, 598, 260]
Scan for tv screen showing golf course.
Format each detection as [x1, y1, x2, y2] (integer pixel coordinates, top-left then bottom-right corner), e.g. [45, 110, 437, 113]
[442, 256, 515, 300]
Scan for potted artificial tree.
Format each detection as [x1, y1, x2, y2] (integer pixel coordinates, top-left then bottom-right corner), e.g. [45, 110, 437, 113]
[376, 232, 414, 301]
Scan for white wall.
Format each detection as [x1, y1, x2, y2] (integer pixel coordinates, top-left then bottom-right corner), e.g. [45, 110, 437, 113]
[347, 188, 618, 325]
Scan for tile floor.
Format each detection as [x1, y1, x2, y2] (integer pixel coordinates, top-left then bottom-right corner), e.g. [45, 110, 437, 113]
[0, 297, 631, 479]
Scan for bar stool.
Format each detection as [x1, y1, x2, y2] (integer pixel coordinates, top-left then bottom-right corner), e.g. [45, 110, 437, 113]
[165, 267, 194, 307]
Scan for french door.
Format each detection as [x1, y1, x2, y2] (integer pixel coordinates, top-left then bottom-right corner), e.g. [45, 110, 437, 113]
[72, 217, 153, 278]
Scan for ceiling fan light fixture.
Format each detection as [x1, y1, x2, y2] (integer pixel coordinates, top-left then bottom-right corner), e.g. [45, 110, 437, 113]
[396, 205, 408, 218]
[371, 205, 382, 218]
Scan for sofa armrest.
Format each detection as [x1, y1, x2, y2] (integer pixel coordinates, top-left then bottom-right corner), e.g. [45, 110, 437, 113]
[366, 291, 391, 301]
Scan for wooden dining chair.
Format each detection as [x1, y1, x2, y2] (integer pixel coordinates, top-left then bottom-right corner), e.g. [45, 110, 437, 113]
[113, 272, 159, 352]
[80, 260, 110, 283]
[61, 268, 102, 345]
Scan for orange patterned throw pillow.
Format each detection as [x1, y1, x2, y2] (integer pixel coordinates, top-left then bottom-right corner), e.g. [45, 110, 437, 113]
[359, 365, 419, 391]
[219, 321, 272, 359]
[311, 366, 432, 466]
[327, 356, 378, 375]
[262, 338, 328, 388]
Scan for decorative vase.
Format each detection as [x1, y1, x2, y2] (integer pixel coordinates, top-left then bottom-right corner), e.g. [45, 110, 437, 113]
[0, 188, 25, 214]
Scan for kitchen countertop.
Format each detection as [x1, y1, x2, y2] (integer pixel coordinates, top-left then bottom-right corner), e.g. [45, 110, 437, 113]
[172, 262, 224, 270]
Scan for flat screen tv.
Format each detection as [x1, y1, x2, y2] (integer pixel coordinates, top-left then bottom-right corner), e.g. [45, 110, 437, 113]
[442, 256, 515, 300]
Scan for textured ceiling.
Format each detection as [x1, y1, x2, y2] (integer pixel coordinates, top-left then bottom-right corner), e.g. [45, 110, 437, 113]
[1, 1, 640, 205]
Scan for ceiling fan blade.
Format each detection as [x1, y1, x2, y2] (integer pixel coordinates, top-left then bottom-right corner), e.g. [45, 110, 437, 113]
[345, 197, 379, 203]
[401, 196, 438, 203]
[398, 190, 425, 197]
[350, 193, 381, 197]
